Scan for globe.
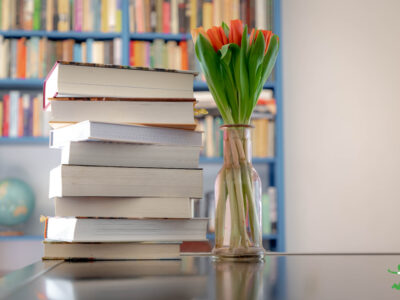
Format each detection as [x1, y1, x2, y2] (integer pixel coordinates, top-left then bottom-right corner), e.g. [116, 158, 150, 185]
[0, 178, 35, 226]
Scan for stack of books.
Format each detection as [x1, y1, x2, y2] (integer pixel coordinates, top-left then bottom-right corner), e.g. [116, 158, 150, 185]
[42, 61, 207, 260]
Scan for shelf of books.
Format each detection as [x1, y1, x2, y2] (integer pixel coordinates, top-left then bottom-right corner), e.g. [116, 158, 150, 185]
[0, 0, 284, 252]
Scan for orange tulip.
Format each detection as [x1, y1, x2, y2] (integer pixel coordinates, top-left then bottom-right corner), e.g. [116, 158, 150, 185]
[228, 20, 243, 46]
[207, 26, 225, 52]
[191, 27, 211, 44]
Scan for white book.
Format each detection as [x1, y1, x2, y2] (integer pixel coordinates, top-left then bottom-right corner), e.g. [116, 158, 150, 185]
[47, 99, 196, 129]
[49, 121, 202, 148]
[61, 141, 200, 169]
[44, 217, 208, 242]
[54, 196, 193, 218]
[49, 165, 203, 198]
[43, 61, 196, 109]
[113, 38, 122, 65]
[43, 241, 181, 260]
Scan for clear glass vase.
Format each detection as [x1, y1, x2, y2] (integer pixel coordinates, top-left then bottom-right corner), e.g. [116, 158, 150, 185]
[213, 124, 265, 261]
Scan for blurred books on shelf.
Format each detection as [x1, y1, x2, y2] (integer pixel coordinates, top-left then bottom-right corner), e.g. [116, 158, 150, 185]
[129, 0, 274, 33]
[0, 0, 122, 32]
[0, 91, 48, 137]
[195, 90, 276, 158]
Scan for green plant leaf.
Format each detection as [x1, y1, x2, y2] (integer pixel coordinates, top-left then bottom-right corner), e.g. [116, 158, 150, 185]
[238, 26, 249, 123]
[222, 22, 230, 38]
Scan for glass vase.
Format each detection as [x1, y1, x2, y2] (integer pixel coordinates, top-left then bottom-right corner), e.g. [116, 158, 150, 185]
[213, 124, 265, 261]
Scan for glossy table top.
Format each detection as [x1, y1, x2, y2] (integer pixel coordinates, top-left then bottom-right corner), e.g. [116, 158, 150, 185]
[1, 254, 400, 299]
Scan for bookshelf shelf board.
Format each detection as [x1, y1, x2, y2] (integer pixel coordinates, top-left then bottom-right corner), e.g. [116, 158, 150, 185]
[0, 30, 121, 40]
[0, 235, 43, 241]
[194, 80, 275, 91]
[0, 137, 49, 144]
[206, 233, 277, 240]
[199, 157, 275, 164]
[0, 79, 43, 89]
[130, 32, 191, 41]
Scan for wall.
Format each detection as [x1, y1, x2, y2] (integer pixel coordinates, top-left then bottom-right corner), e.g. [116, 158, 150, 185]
[282, 0, 400, 252]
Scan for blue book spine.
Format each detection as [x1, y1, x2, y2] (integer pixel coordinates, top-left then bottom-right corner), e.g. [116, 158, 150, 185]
[73, 43, 82, 62]
[87, 38, 93, 63]
[9, 91, 20, 137]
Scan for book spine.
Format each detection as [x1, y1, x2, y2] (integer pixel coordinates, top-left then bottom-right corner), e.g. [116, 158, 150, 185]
[162, 0, 170, 33]
[40, 0, 46, 30]
[22, 95, 30, 136]
[2, 95, 9, 137]
[150, 0, 156, 32]
[27, 96, 33, 136]
[32, 97, 40, 137]
[101, 0, 108, 32]
[202, 0, 212, 30]
[108, 0, 116, 32]
[17, 97, 23, 137]
[0, 100, 2, 137]
[189, 0, 196, 30]
[196, 0, 202, 27]
[74, 0, 83, 31]
[135, 0, 144, 32]
[178, 0, 185, 33]
[86, 38, 93, 62]
[9, 91, 19, 137]
[115, 0, 122, 31]
[155, 0, 162, 32]
[170, 0, 178, 34]
[33, 0, 41, 30]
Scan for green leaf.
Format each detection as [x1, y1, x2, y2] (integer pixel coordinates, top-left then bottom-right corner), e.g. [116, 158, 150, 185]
[195, 34, 234, 123]
[238, 25, 249, 123]
[222, 22, 230, 38]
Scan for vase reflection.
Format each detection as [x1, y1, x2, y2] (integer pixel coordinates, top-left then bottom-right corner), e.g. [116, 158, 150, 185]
[214, 260, 265, 300]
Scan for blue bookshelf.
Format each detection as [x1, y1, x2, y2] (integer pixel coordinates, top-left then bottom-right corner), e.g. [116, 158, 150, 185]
[0, 235, 43, 241]
[0, 137, 49, 144]
[0, 0, 284, 252]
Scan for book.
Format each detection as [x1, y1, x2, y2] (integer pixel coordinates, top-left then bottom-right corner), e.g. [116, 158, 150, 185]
[49, 165, 203, 198]
[43, 61, 197, 109]
[49, 120, 202, 148]
[43, 241, 181, 260]
[60, 141, 201, 168]
[54, 196, 193, 218]
[44, 217, 208, 242]
[47, 97, 196, 130]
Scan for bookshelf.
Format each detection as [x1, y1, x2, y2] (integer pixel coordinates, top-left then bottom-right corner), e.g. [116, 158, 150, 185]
[0, 0, 285, 252]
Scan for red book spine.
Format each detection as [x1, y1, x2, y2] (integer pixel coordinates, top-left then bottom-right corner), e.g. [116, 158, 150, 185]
[162, 0, 171, 33]
[18, 97, 24, 137]
[3, 95, 9, 137]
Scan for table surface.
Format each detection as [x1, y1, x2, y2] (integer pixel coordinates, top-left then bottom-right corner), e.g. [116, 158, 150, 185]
[1, 253, 400, 300]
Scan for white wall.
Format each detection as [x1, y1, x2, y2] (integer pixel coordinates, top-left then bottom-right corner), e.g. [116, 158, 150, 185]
[282, 0, 400, 252]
